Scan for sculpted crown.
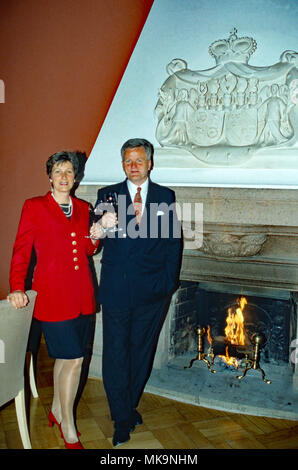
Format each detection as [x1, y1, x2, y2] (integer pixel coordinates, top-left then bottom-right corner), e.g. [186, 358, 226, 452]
[209, 28, 257, 64]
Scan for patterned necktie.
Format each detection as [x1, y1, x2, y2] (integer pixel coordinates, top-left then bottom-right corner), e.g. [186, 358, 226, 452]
[133, 186, 142, 225]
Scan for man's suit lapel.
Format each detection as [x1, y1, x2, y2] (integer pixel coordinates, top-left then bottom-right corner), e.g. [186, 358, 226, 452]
[118, 180, 134, 233]
[145, 180, 160, 207]
[142, 180, 160, 229]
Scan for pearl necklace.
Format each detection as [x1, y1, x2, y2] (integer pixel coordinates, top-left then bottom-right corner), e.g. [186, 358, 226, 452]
[51, 192, 73, 217]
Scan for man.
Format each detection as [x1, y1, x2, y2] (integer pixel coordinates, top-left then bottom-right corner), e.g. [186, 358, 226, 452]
[96, 138, 182, 446]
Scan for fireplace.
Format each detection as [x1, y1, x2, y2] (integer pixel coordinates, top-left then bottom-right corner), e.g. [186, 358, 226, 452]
[170, 281, 295, 381]
[76, 184, 298, 420]
[194, 285, 291, 366]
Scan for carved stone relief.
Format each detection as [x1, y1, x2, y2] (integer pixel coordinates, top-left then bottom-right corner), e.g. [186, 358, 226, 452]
[154, 29, 298, 166]
[199, 232, 267, 258]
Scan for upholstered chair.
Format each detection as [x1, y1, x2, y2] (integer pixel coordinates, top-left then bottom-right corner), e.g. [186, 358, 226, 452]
[0, 290, 37, 449]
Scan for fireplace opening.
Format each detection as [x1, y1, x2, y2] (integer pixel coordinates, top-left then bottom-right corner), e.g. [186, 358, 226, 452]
[196, 285, 291, 366]
[170, 281, 293, 367]
[146, 280, 298, 420]
[147, 281, 298, 420]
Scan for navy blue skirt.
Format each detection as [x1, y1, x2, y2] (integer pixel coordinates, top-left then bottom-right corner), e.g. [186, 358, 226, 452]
[41, 313, 94, 359]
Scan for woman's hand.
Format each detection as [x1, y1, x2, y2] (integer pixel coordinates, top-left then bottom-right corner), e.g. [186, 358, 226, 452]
[89, 222, 104, 242]
[7, 290, 29, 309]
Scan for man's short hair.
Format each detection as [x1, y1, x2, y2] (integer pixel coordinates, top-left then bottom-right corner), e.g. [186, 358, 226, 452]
[121, 138, 154, 161]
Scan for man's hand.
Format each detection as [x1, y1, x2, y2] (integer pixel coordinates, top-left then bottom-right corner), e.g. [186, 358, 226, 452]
[7, 290, 29, 309]
[89, 212, 118, 242]
[101, 212, 118, 230]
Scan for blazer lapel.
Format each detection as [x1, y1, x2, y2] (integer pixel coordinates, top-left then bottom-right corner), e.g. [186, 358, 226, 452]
[70, 196, 81, 228]
[45, 191, 74, 226]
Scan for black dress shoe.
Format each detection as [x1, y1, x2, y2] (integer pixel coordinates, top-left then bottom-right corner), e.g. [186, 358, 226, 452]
[129, 409, 143, 432]
[113, 421, 130, 447]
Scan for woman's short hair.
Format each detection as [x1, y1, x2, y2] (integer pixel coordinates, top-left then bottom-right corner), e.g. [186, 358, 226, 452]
[46, 151, 80, 178]
[120, 138, 154, 161]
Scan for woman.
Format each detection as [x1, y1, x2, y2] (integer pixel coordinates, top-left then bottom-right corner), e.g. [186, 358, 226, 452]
[7, 151, 115, 449]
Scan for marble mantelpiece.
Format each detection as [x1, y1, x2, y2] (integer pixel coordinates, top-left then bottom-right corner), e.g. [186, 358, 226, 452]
[77, 185, 298, 290]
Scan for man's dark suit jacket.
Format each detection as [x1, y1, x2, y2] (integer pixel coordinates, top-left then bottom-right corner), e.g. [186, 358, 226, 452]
[96, 178, 182, 310]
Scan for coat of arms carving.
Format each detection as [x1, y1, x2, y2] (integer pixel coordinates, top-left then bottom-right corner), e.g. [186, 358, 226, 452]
[154, 29, 298, 165]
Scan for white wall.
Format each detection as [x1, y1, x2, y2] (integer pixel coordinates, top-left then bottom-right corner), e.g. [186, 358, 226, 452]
[83, 0, 298, 188]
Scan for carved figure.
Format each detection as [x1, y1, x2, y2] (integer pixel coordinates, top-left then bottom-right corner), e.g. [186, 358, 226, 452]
[259, 84, 293, 146]
[160, 89, 196, 146]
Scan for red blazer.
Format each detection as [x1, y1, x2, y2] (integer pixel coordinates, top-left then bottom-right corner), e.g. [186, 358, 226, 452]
[9, 192, 99, 322]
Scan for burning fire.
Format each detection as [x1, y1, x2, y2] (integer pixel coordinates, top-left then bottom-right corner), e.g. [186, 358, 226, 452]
[207, 325, 213, 345]
[220, 296, 248, 367]
[224, 296, 247, 346]
[221, 345, 240, 369]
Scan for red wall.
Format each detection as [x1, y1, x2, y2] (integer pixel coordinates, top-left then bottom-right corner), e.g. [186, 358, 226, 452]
[0, 0, 154, 297]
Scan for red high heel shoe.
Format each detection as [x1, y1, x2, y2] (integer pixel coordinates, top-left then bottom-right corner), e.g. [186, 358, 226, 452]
[60, 426, 84, 449]
[48, 410, 80, 437]
[49, 410, 62, 434]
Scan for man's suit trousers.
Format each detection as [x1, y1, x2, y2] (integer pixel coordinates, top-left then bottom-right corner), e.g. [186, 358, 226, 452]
[102, 297, 169, 423]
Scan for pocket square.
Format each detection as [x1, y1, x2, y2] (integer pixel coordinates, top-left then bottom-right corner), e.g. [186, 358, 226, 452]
[157, 210, 164, 216]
